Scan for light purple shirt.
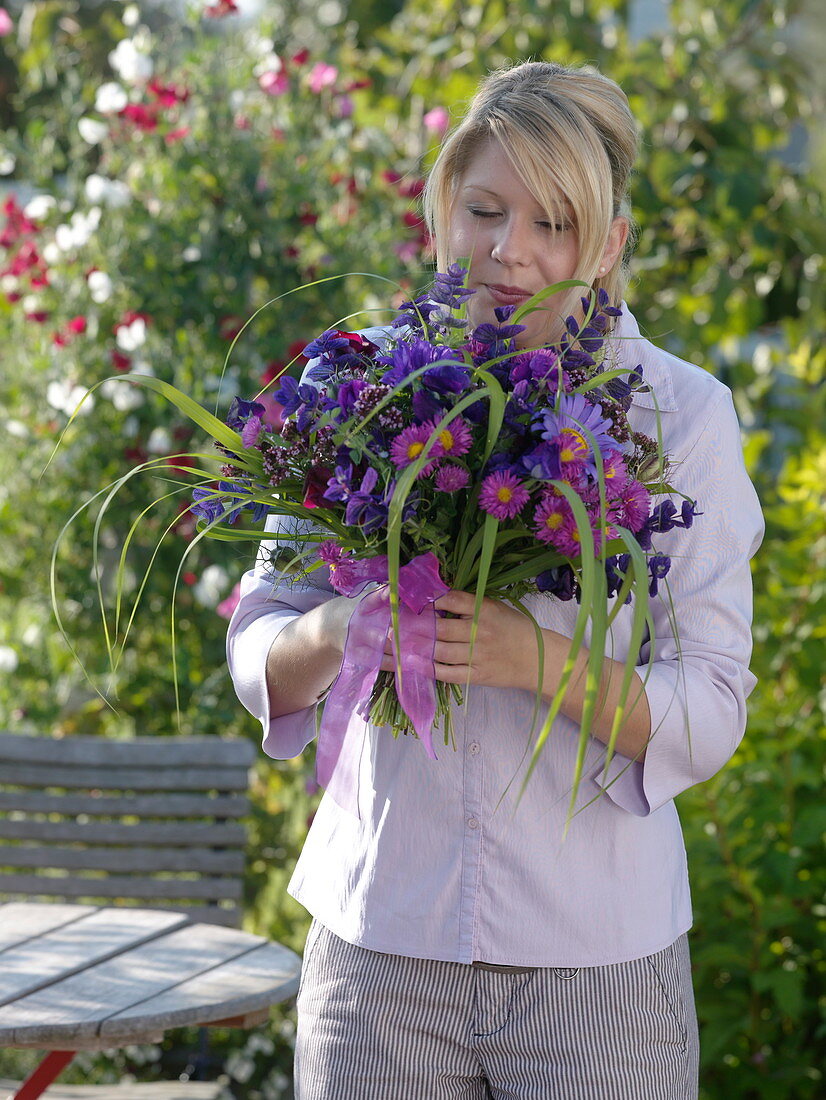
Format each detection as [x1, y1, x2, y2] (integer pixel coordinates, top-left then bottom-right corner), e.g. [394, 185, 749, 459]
[226, 308, 764, 967]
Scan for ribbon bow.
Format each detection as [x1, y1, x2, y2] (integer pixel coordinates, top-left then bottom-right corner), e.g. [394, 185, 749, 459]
[316, 550, 450, 815]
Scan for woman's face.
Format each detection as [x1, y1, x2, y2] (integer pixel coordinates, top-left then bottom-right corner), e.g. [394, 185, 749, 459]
[446, 138, 581, 350]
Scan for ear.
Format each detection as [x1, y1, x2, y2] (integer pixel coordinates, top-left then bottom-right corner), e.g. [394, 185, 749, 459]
[599, 216, 629, 275]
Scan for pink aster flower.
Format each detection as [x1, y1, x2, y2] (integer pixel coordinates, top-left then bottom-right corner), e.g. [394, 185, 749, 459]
[478, 471, 530, 520]
[390, 423, 439, 477]
[600, 450, 630, 491]
[618, 480, 651, 532]
[435, 464, 469, 493]
[533, 495, 572, 547]
[426, 416, 472, 459]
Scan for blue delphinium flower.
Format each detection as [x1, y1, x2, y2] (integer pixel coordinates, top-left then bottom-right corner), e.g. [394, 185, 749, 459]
[225, 397, 265, 431]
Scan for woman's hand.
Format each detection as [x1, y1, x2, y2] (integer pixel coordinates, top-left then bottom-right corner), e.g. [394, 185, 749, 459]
[380, 589, 541, 692]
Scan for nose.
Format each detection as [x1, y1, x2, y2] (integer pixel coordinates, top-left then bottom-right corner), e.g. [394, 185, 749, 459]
[491, 216, 529, 267]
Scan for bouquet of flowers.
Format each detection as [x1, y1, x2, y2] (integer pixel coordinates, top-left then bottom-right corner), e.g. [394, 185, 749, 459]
[180, 265, 698, 797]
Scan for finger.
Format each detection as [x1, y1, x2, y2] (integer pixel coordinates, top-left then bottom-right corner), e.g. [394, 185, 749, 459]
[433, 662, 473, 685]
[433, 640, 474, 666]
[434, 616, 473, 643]
[434, 589, 477, 616]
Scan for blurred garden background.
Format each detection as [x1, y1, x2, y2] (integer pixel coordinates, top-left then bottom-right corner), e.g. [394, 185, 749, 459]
[0, 0, 823, 1096]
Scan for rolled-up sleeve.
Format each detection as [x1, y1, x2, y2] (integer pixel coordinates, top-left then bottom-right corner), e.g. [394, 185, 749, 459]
[596, 388, 765, 816]
[226, 514, 335, 759]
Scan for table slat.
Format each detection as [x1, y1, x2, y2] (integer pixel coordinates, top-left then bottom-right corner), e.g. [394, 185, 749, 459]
[0, 903, 95, 953]
[100, 942, 301, 1040]
[0, 924, 266, 1045]
[0, 907, 188, 1007]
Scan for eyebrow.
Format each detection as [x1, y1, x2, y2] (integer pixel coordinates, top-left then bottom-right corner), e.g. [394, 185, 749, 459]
[461, 184, 573, 212]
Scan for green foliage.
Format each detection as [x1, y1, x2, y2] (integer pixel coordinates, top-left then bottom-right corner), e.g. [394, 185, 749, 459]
[0, 0, 823, 1096]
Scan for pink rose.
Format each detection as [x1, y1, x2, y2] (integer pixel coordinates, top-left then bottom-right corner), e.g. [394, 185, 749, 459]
[308, 63, 337, 94]
[423, 106, 450, 134]
[259, 69, 289, 96]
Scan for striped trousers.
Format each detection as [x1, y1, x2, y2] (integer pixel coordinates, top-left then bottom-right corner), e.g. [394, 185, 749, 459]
[294, 922, 699, 1099]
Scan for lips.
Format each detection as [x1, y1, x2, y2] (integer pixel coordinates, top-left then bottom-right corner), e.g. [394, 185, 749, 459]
[485, 283, 533, 306]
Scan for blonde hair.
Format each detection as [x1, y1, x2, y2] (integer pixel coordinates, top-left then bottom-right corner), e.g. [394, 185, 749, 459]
[423, 60, 639, 315]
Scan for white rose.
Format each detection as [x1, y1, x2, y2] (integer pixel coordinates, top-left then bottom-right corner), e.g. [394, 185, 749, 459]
[0, 646, 18, 673]
[23, 194, 57, 220]
[46, 380, 94, 417]
[84, 174, 130, 208]
[192, 564, 230, 608]
[108, 40, 153, 85]
[95, 81, 128, 114]
[116, 317, 147, 352]
[146, 426, 172, 453]
[78, 117, 109, 144]
[100, 379, 145, 412]
[87, 270, 113, 304]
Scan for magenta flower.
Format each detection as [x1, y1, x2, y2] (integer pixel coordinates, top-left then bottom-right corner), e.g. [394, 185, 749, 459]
[0, 9, 13, 36]
[600, 450, 629, 491]
[259, 68, 289, 96]
[308, 63, 338, 94]
[426, 416, 473, 459]
[423, 106, 450, 134]
[435, 464, 470, 493]
[533, 495, 571, 547]
[390, 423, 439, 477]
[479, 471, 530, 520]
[618, 480, 651, 532]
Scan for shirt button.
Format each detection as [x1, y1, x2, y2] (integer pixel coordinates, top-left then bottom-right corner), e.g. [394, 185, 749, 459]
[469, 742, 481, 755]
[467, 816, 479, 830]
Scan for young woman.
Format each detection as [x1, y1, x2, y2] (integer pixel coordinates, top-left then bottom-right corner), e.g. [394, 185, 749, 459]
[227, 60, 764, 1099]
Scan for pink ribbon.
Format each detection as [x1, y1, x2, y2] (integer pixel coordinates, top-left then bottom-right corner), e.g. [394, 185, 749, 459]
[316, 551, 450, 815]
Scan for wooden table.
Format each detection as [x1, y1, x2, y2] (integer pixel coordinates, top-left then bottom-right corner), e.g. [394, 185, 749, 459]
[0, 903, 302, 1100]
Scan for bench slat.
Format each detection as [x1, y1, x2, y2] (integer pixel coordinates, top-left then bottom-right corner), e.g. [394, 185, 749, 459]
[0, 734, 255, 768]
[0, 820, 247, 846]
[1, 764, 250, 792]
[0, 846, 245, 875]
[0, 792, 249, 818]
[0, 874, 243, 902]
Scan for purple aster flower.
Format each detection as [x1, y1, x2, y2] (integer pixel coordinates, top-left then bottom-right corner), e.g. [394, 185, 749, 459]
[435, 464, 470, 493]
[618, 480, 651, 532]
[478, 470, 530, 520]
[533, 495, 573, 550]
[225, 396, 265, 431]
[426, 416, 473, 458]
[241, 414, 264, 449]
[390, 423, 439, 477]
[539, 394, 616, 474]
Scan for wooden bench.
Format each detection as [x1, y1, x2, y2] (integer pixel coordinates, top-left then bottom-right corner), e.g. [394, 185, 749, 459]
[0, 733, 255, 927]
[0, 733, 276, 1099]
